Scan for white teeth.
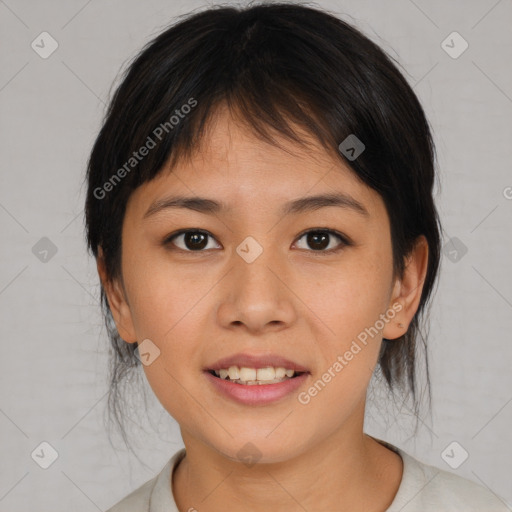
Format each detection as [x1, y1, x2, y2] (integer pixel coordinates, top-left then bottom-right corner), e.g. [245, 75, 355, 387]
[239, 367, 257, 381]
[228, 366, 239, 380]
[275, 367, 286, 379]
[256, 367, 275, 381]
[212, 365, 301, 384]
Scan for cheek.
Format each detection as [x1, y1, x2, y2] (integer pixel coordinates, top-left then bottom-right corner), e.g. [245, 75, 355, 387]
[130, 283, 208, 427]
[121, 259, 209, 408]
[298, 258, 391, 343]
[122, 247, 204, 338]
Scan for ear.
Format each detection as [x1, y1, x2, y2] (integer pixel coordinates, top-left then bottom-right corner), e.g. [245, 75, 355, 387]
[96, 246, 138, 344]
[382, 235, 429, 340]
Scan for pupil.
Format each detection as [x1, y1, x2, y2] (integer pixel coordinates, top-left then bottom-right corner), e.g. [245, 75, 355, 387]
[308, 232, 328, 250]
[186, 232, 207, 250]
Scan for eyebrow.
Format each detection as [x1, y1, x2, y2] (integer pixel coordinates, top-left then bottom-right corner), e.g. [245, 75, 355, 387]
[143, 192, 370, 219]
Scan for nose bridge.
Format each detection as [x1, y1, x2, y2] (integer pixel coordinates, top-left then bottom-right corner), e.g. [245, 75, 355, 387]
[216, 233, 295, 331]
[233, 234, 282, 294]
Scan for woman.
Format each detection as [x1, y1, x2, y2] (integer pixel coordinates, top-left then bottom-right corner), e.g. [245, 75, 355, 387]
[84, 2, 510, 510]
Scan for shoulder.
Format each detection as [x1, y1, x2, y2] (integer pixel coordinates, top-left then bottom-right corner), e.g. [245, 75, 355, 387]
[387, 447, 511, 512]
[105, 476, 155, 511]
[105, 448, 186, 512]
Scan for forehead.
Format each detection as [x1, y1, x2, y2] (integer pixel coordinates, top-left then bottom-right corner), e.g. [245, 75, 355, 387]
[125, 106, 384, 221]
[184, 104, 347, 182]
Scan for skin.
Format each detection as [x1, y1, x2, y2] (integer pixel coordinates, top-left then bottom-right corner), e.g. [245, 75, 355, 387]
[98, 104, 429, 512]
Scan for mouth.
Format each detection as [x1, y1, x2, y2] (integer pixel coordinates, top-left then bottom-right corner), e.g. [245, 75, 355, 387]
[203, 366, 310, 406]
[203, 353, 310, 404]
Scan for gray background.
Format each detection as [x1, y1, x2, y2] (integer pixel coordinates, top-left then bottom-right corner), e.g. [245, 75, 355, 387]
[1, 0, 511, 510]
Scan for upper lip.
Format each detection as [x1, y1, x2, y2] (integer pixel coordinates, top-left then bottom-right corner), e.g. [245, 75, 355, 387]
[205, 352, 310, 373]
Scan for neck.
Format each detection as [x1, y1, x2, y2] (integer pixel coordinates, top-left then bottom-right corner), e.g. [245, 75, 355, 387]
[172, 414, 402, 511]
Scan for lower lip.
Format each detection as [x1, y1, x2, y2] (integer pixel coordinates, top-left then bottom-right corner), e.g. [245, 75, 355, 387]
[204, 371, 309, 406]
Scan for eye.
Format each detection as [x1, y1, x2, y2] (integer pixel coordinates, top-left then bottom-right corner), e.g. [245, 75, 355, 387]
[293, 229, 350, 253]
[163, 228, 351, 254]
[164, 229, 221, 252]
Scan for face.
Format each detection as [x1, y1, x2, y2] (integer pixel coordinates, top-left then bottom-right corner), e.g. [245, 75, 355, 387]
[99, 105, 428, 464]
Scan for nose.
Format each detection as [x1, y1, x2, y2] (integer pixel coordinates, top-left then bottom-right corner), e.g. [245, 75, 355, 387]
[216, 242, 297, 334]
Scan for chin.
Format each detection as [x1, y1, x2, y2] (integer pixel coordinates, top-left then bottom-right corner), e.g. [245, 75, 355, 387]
[204, 432, 308, 466]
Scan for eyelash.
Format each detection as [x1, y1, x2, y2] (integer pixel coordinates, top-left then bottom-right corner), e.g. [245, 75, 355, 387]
[163, 228, 352, 255]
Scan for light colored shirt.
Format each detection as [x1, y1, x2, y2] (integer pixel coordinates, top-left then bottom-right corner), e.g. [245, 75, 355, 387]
[106, 438, 511, 511]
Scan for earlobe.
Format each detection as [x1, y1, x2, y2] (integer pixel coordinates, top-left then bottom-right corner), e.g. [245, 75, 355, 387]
[96, 247, 138, 344]
[383, 235, 429, 340]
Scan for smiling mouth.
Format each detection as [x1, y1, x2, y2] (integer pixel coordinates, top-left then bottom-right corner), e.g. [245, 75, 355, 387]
[207, 367, 307, 385]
